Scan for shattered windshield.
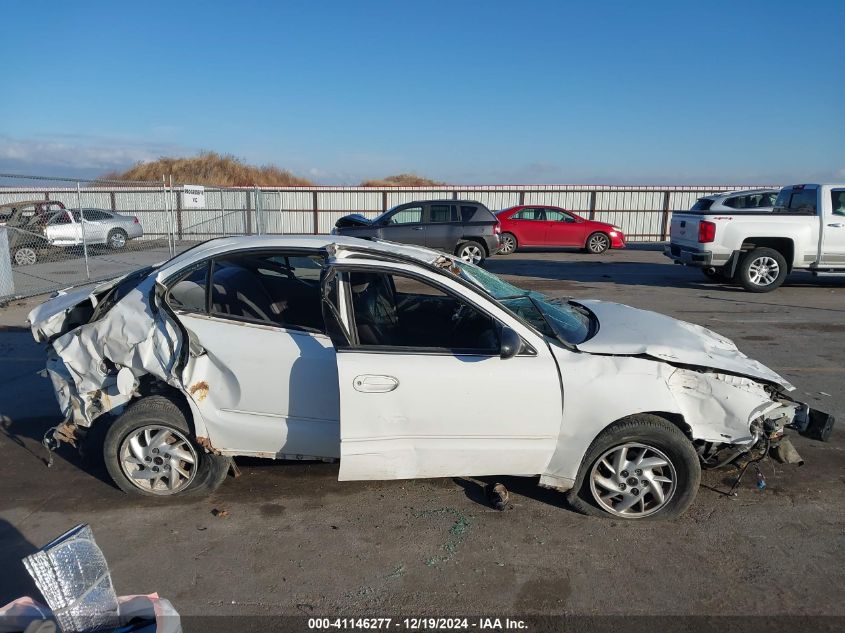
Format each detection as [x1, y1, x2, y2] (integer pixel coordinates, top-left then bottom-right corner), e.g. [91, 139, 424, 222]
[453, 261, 594, 345]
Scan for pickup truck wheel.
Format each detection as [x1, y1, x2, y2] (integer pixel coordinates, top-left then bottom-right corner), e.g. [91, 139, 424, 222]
[567, 414, 700, 520]
[737, 247, 787, 292]
[103, 395, 231, 497]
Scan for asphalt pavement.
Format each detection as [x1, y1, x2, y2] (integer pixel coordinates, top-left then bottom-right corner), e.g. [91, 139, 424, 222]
[1, 246, 843, 621]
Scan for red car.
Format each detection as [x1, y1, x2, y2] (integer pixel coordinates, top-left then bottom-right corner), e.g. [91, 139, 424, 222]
[496, 205, 626, 255]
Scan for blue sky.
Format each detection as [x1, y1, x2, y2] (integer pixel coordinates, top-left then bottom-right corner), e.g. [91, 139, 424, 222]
[2, 0, 843, 184]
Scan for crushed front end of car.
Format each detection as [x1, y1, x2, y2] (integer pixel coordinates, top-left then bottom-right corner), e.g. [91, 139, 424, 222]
[28, 266, 184, 454]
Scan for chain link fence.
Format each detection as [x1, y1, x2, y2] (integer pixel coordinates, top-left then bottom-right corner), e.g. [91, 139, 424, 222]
[1, 173, 773, 302]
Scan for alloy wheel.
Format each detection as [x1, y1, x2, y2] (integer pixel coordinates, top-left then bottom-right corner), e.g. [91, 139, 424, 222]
[14, 248, 37, 266]
[119, 425, 198, 495]
[588, 234, 609, 253]
[109, 231, 127, 249]
[459, 244, 483, 264]
[588, 442, 677, 517]
[748, 256, 779, 287]
[500, 234, 516, 254]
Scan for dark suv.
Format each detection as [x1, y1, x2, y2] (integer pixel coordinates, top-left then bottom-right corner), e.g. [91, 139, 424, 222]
[332, 200, 501, 265]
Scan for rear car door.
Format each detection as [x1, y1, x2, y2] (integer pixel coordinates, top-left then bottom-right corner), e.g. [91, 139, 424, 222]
[822, 188, 845, 267]
[424, 203, 458, 251]
[378, 205, 426, 246]
[167, 251, 341, 458]
[544, 209, 586, 246]
[324, 261, 562, 481]
[509, 208, 547, 245]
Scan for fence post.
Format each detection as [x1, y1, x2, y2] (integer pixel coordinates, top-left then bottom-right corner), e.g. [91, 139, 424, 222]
[660, 190, 672, 241]
[518, 191, 525, 206]
[162, 176, 173, 256]
[254, 185, 262, 235]
[588, 191, 597, 220]
[219, 189, 226, 236]
[245, 190, 252, 234]
[382, 191, 387, 212]
[312, 191, 319, 235]
[175, 182, 184, 241]
[76, 182, 90, 280]
[109, 191, 117, 212]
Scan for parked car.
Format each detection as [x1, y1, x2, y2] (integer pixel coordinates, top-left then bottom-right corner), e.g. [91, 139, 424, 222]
[689, 189, 780, 213]
[7, 208, 143, 266]
[0, 200, 66, 225]
[53, 208, 144, 250]
[332, 200, 500, 265]
[665, 184, 845, 291]
[496, 205, 625, 254]
[28, 235, 832, 519]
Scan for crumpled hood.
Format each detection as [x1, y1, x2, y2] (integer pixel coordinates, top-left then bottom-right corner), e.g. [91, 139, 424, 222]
[574, 300, 793, 390]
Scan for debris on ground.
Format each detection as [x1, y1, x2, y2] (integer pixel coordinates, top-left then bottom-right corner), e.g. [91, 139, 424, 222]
[488, 483, 510, 511]
[211, 508, 229, 518]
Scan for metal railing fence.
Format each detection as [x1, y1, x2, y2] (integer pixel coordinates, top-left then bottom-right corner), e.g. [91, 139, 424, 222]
[0, 173, 773, 301]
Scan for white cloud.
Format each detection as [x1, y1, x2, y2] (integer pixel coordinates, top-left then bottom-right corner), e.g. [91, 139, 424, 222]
[0, 134, 192, 172]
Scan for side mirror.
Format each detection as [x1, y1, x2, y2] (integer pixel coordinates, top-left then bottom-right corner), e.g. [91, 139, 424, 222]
[500, 326, 522, 360]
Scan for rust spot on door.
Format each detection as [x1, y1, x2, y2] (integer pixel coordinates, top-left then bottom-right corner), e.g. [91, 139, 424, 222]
[189, 380, 210, 402]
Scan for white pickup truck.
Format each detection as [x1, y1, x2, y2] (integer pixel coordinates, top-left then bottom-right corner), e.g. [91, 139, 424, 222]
[665, 184, 845, 291]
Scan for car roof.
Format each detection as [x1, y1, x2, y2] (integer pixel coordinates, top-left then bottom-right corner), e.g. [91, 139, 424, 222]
[395, 199, 482, 205]
[155, 234, 444, 279]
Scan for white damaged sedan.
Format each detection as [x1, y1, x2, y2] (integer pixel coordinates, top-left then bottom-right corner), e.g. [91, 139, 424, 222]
[28, 236, 834, 519]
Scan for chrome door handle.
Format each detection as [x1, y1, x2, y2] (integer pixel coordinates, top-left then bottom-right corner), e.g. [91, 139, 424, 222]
[353, 375, 399, 393]
[827, 223, 845, 228]
[412, 226, 424, 231]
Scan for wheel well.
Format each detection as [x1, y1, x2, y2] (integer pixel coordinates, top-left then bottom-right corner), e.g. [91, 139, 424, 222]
[456, 237, 489, 256]
[137, 378, 197, 434]
[585, 230, 610, 244]
[641, 411, 693, 440]
[740, 237, 794, 271]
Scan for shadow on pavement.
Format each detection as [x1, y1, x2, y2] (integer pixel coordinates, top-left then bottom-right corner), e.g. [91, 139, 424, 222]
[0, 519, 40, 605]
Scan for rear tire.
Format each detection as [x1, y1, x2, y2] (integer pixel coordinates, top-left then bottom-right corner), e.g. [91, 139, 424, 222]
[585, 232, 610, 254]
[737, 247, 787, 292]
[499, 232, 517, 255]
[456, 241, 486, 265]
[567, 414, 700, 520]
[107, 228, 128, 250]
[103, 395, 230, 497]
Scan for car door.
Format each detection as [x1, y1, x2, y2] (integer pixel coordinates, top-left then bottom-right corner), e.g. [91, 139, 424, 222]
[424, 203, 457, 251]
[80, 209, 110, 245]
[43, 210, 80, 245]
[544, 209, 587, 246]
[508, 207, 547, 245]
[821, 188, 845, 267]
[377, 204, 426, 246]
[167, 251, 341, 458]
[324, 261, 562, 481]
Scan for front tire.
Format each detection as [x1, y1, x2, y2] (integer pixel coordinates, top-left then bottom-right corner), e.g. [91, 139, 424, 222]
[585, 232, 610, 254]
[499, 232, 517, 255]
[456, 241, 486, 265]
[103, 395, 230, 497]
[567, 414, 700, 520]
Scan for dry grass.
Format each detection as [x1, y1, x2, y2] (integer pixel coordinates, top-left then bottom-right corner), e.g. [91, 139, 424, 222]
[103, 151, 314, 186]
[359, 173, 443, 187]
